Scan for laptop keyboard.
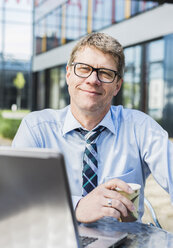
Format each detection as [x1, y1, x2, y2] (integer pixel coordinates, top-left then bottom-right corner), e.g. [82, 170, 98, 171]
[80, 236, 98, 247]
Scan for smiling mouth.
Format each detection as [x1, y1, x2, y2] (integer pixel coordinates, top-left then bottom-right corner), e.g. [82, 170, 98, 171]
[81, 89, 102, 95]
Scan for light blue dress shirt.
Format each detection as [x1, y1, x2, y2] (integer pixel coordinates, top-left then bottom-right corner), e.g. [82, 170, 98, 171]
[12, 105, 173, 220]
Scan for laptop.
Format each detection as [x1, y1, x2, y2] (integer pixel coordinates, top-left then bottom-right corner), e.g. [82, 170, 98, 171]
[0, 147, 127, 248]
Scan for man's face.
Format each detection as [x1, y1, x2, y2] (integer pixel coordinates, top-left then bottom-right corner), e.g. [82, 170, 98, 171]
[66, 46, 123, 116]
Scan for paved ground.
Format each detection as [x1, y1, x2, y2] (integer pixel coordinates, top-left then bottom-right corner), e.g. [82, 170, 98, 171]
[1, 137, 173, 233]
[0, 137, 12, 146]
[143, 174, 173, 233]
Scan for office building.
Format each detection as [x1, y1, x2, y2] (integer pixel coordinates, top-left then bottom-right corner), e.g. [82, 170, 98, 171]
[0, 0, 33, 109]
[32, 0, 173, 136]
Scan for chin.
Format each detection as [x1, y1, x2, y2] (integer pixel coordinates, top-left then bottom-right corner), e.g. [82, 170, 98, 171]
[82, 104, 103, 113]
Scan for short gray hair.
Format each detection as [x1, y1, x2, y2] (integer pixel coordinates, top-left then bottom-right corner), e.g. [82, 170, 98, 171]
[68, 32, 125, 78]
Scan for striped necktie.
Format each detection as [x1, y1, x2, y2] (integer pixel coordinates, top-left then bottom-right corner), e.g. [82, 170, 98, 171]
[78, 126, 106, 196]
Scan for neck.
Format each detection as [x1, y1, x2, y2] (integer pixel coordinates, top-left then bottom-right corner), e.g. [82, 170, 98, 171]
[70, 106, 109, 131]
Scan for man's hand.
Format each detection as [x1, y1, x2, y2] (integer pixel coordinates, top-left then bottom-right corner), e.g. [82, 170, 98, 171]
[75, 178, 135, 223]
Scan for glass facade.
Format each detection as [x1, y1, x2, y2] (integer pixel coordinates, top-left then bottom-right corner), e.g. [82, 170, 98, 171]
[0, 1, 3, 55]
[123, 40, 165, 118]
[34, 0, 158, 55]
[123, 46, 141, 110]
[147, 39, 164, 122]
[49, 66, 69, 109]
[123, 36, 173, 136]
[33, 65, 69, 111]
[0, 0, 33, 109]
[162, 34, 173, 137]
[3, 1, 32, 60]
[65, 0, 88, 43]
[37, 70, 46, 110]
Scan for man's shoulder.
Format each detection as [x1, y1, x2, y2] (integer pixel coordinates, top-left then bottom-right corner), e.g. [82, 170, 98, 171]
[111, 105, 149, 123]
[23, 106, 69, 128]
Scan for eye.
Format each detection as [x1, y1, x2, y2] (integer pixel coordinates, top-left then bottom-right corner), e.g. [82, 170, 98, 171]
[76, 64, 91, 74]
[99, 69, 114, 79]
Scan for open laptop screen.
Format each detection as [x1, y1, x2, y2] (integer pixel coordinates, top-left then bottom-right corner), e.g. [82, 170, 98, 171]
[0, 147, 81, 248]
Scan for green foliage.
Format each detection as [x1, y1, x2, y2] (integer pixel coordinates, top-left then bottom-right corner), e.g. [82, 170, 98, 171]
[0, 111, 22, 140]
[13, 72, 25, 89]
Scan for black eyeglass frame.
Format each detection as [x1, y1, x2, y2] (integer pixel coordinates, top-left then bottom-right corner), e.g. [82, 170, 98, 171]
[71, 62, 121, 83]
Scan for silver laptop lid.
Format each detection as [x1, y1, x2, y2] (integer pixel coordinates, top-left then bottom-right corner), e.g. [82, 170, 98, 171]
[0, 147, 81, 248]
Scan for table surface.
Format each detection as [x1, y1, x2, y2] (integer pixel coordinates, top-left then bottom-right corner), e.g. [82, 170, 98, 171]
[81, 217, 173, 248]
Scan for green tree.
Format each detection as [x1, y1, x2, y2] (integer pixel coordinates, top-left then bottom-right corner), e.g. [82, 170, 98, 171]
[13, 72, 26, 109]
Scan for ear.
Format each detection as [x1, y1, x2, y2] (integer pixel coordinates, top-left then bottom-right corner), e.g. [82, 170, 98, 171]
[113, 78, 123, 96]
[66, 65, 71, 85]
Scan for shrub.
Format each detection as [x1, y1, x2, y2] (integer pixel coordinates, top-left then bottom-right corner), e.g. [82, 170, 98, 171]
[0, 112, 22, 140]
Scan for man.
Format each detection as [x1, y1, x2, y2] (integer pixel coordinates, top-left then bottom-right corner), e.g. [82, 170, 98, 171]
[12, 32, 173, 223]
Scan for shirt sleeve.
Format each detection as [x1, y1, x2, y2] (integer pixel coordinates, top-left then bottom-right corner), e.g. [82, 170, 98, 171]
[136, 115, 173, 203]
[12, 117, 41, 148]
[72, 195, 83, 210]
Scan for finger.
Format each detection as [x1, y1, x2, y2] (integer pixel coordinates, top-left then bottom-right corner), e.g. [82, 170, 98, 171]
[104, 178, 134, 194]
[103, 189, 135, 213]
[102, 206, 121, 220]
[103, 198, 128, 217]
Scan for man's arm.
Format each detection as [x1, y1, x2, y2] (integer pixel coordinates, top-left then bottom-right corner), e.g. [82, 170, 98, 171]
[136, 116, 173, 203]
[75, 178, 135, 223]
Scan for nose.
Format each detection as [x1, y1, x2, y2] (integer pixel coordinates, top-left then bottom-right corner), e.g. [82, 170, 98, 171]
[86, 71, 101, 85]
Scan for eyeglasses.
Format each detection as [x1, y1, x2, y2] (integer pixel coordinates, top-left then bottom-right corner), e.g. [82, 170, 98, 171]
[71, 62, 120, 83]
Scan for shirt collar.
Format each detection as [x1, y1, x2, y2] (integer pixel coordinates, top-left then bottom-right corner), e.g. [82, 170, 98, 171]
[97, 109, 116, 135]
[62, 106, 116, 135]
[62, 106, 81, 135]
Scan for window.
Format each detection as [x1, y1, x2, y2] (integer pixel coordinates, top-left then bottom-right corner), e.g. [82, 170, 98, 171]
[59, 66, 70, 108]
[147, 39, 164, 121]
[123, 39, 165, 126]
[4, 23, 32, 60]
[65, 0, 87, 43]
[37, 71, 46, 110]
[49, 66, 69, 109]
[34, 0, 159, 54]
[49, 68, 60, 109]
[123, 46, 141, 109]
[0, 0, 32, 109]
[0, 21, 2, 54]
[92, 0, 112, 31]
[46, 12, 58, 51]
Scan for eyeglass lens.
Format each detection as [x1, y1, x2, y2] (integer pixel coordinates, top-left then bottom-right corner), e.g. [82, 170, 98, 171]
[74, 63, 117, 83]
